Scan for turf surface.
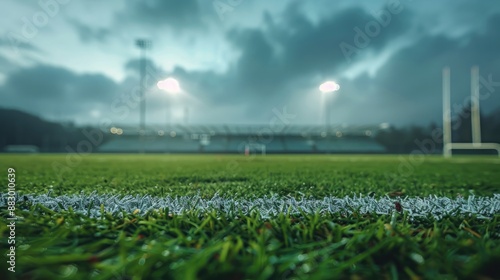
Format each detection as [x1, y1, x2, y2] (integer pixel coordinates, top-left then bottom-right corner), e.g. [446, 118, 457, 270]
[1, 154, 499, 279]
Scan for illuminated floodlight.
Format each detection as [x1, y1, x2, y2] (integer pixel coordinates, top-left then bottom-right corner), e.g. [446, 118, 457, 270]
[157, 77, 181, 93]
[379, 123, 390, 129]
[320, 81, 340, 127]
[319, 81, 340, 93]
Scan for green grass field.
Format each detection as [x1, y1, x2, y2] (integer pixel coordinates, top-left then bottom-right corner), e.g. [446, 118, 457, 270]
[1, 154, 499, 279]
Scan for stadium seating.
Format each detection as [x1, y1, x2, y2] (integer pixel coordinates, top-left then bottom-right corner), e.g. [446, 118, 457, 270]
[284, 137, 314, 153]
[97, 125, 387, 153]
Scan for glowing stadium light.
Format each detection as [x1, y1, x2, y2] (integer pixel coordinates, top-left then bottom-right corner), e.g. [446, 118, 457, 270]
[157, 78, 182, 129]
[319, 81, 340, 93]
[379, 123, 390, 129]
[319, 81, 340, 129]
[157, 77, 181, 94]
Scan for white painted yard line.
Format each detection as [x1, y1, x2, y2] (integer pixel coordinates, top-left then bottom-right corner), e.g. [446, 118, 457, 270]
[1, 192, 499, 220]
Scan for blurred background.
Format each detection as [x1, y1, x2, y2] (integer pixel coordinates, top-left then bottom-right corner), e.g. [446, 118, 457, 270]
[1, 0, 499, 154]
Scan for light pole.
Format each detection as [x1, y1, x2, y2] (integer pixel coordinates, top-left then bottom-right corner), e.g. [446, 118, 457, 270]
[135, 39, 151, 135]
[319, 81, 340, 130]
[157, 77, 181, 128]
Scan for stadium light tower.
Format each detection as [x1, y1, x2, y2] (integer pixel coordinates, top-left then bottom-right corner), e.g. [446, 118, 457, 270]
[136, 39, 151, 135]
[319, 81, 340, 129]
[157, 77, 181, 127]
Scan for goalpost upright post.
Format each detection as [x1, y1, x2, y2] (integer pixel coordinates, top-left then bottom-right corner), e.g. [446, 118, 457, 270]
[471, 66, 481, 146]
[442, 67, 452, 158]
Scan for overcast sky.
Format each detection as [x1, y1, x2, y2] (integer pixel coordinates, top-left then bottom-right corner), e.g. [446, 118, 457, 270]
[1, 0, 500, 127]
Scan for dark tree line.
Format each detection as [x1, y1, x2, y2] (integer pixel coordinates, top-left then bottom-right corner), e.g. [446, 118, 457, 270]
[375, 103, 500, 153]
[0, 108, 109, 152]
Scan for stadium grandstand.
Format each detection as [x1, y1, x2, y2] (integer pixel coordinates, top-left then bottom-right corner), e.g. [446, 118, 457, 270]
[98, 124, 387, 154]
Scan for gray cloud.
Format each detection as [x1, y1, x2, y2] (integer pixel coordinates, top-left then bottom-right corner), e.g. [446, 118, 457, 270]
[124, 58, 163, 74]
[275, 4, 411, 74]
[334, 13, 500, 125]
[228, 4, 411, 98]
[0, 36, 42, 54]
[69, 20, 111, 43]
[68, 0, 204, 44]
[167, 9, 500, 125]
[0, 64, 120, 121]
[116, 0, 202, 29]
[2, 1, 499, 126]
[151, 4, 414, 120]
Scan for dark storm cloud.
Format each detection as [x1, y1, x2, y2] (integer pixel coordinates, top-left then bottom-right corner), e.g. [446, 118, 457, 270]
[70, 20, 111, 43]
[124, 58, 163, 74]
[446, 0, 500, 25]
[153, 3, 413, 118]
[373, 35, 456, 101]
[70, 0, 204, 44]
[169, 7, 500, 125]
[117, 0, 202, 28]
[227, 4, 411, 97]
[3, 1, 499, 126]
[225, 28, 281, 95]
[4, 66, 74, 99]
[337, 13, 500, 125]
[0, 64, 120, 119]
[271, 3, 411, 75]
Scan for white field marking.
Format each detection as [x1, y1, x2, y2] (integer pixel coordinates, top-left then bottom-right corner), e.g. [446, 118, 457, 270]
[1, 193, 499, 220]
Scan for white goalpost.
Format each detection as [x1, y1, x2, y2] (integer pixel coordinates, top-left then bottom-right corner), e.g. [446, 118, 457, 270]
[442, 66, 500, 157]
[244, 143, 266, 156]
